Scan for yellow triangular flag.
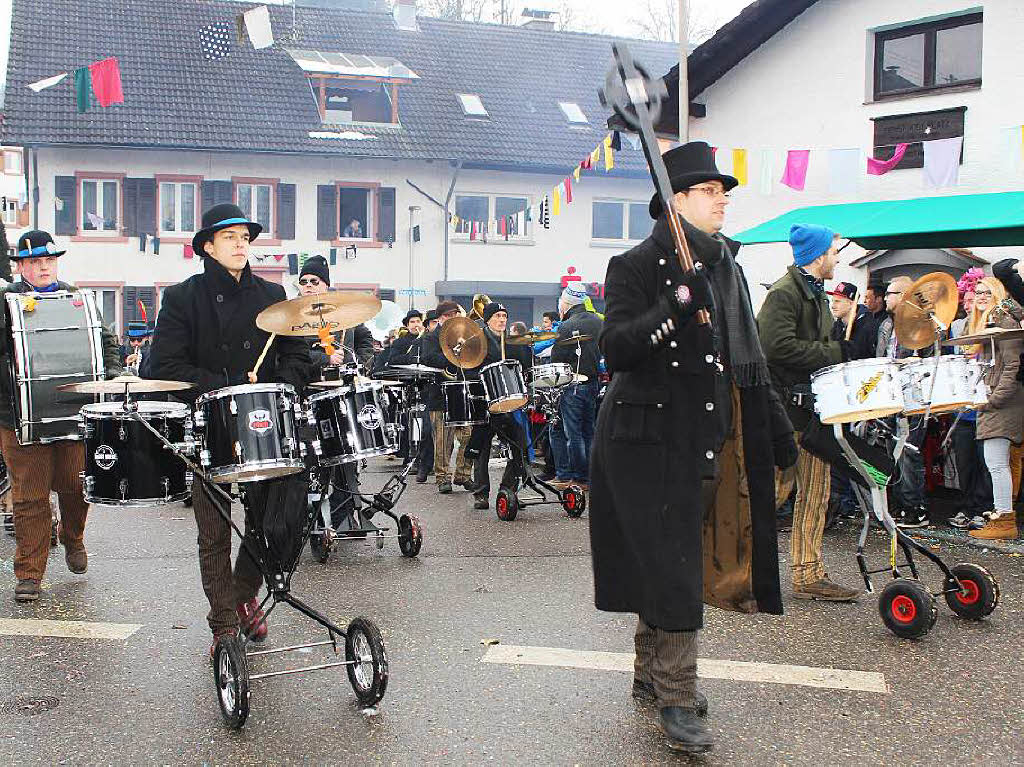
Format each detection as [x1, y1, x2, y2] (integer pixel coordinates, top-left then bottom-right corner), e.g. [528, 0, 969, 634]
[573, 165, 581, 183]
[552, 187, 561, 215]
[451, 214, 460, 228]
[603, 135, 614, 171]
[732, 148, 748, 185]
[591, 146, 601, 165]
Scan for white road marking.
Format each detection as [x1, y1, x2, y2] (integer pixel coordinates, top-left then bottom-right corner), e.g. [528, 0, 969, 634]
[0, 618, 142, 641]
[482, 644, 888, 694]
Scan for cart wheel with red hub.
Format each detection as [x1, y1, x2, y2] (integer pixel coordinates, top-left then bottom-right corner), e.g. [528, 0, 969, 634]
[212, 634, 250, 729]
[878, 579, 937, 639]
[944, 563, 999, 620]
[495, 489, 518, 521]
[562, 486, 586, 518]
[398, 513, 423, 558]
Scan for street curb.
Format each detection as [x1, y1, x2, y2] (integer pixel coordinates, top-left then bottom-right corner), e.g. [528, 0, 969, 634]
[904, 527, 1024, 555]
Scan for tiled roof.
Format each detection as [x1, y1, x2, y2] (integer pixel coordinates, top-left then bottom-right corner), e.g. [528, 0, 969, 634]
[3, 0, 677, 175]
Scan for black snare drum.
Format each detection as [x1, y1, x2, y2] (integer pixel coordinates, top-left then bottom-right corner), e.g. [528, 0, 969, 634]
[307, 380, 396, 466]
[443, 381, 488, 426]
[80, 402, 192, 506]
[480, 360, 529, 414]
[195, 383, 304, 483]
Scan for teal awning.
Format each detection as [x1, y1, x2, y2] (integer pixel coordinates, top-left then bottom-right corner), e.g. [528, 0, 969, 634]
[735, 191, 1024, 250]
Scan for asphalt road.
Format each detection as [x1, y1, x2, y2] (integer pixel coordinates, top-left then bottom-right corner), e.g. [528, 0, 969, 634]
[1, 459, 1021, 765]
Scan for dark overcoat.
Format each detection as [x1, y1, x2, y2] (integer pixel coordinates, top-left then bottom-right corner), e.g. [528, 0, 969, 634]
[145, 258, 309, 400]
[589, 218, 788, 631]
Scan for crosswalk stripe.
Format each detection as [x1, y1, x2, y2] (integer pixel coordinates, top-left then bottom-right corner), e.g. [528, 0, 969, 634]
[482, 644, 888, 694]
[0, 618, 142, 640]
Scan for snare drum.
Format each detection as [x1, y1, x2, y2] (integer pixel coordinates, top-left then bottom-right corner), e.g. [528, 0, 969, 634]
[80, 402, 192, 506]
[811, 357, 905, 424]
[900, 355, 982, 415]
[531, 363, 575, 390]
[480, 360, 529, 414]
[307, 379, 396, 466]
[443, 380, 488, 426]
[195, 383, 304, 483]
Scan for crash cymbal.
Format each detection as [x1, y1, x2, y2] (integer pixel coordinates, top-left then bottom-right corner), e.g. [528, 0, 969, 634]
[440, 316, 486, 368]
[506, 331, 558, 345]
[893, 272, 959, 351]
[256, 292, 382, 337]
[555, 333, 594, 347]
[390, 363, 444, 375]
[57, 376, 194, 394]
[943, 327, 1024, 346]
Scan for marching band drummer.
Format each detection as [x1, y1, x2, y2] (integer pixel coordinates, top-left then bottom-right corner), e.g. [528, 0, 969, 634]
[2, 230, 124, 603]
[145, 203, 310, 655]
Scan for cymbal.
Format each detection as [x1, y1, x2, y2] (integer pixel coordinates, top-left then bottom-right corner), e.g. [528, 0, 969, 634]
[256, 292, 382, 337]
[893, 272, 959, 351]
[506, 331, 558, 346]
[390, 363, 444, 375]
[555, 333, 594, 347]
[310, 378, 403, 389]
[440, 316, 486, 368]
[57, 375, 194, 394]
[943, 327, 1024, 346]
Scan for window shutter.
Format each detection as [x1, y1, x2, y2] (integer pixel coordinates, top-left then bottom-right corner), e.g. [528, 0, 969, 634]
[54, 176, 76, 235]
[317, 184, 337, 241]
[122, 178, 139, 236]
[276, 183, 296, 240]
[377, 187, 396, 244]
[134, 178, 157, 236]
[201, 180, 233, 211]
[124, 286, 156, 325]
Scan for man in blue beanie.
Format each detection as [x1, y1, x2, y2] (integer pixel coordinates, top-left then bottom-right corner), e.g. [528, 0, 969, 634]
[756, 223, 861, 602]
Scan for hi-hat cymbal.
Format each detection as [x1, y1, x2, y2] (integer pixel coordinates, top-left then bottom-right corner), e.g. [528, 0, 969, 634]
[506, 331, 557, 346]
[310, 378, 403, 389]
[256, 292, 382, 336]
[440, 316, 486, 368]
[943, 327, 1024, 346]
[57, 375, 194, 395]
[555, 333, 594, 347]
[390, 363, 444, 375]
[893, 272, 959, 351]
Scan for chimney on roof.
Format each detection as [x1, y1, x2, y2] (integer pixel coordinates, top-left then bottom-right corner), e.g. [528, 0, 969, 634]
[393, 0, 418, 31]
[519, 8, 558, 31]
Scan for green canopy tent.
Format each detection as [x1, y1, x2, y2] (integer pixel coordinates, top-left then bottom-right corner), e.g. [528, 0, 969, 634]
[734, 191, 1024, 250]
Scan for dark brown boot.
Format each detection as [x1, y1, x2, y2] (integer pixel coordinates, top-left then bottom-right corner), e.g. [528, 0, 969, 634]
[14, 578, 40, 603]
[65, 547, 88, 574]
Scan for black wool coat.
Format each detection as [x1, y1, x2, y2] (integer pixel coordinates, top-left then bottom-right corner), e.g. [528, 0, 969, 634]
[550, 304, 603, 378]
[146, 258, 310, 401]
[589, 217, 787, 631]
[418, 325, 461, 411]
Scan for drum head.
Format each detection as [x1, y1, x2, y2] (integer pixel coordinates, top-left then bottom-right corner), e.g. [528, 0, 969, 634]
[488, 396, 529, 414]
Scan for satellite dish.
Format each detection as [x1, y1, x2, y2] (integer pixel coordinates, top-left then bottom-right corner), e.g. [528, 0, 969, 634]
[367, 300, 405, 342]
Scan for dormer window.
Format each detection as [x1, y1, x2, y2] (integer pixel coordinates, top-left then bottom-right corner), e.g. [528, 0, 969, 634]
[286, 49, 419, 126]
[559, 102, 588, 124]
[457, 93, 488, 118]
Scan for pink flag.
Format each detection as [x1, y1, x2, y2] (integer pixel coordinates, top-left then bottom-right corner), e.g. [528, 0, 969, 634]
[184, 243, 195, 259]
[563, 176, 573, 203]
[88, 57, 124, 107]
[867, 143, 908, 175]
[780, 150, 810, 191]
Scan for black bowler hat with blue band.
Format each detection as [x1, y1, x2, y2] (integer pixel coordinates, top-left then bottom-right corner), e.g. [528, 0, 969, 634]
[126, 321, 152, 339]
[14, 230, 66, 259]
[191, 203, 262, 255]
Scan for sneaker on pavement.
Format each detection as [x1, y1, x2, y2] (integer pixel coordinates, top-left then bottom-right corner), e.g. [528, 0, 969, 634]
[65, 547, 88, 574]
[473, 496, 489, 510]
[415, 469, 428, 483]
[236, 598, 268, 642]
[895, 507, 928, 529]
[968, 515, 987, 530]
[793, 578, 861, 602]
[948, 512, 972, 529]
[437, 481, 453, 494]
[458, 479, 477, 493]
[14, 578, 40, 603]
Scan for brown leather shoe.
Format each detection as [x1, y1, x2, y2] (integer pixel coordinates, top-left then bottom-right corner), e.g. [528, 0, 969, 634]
[65, 547, 88, 574]
[793, 577, 861, 602]
[14, 578, 40, 603]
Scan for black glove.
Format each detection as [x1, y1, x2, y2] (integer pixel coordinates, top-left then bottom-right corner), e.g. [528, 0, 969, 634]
[773, 431, 799, 469]
[667, 268, 714, 321]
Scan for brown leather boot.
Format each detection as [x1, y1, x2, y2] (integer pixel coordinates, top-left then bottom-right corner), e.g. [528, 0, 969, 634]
[969, 511, 1018, 540]
[65, 547, 88, 574]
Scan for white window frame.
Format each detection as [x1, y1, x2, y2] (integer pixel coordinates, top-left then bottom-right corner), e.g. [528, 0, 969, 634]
[235, 182, 274, 235]
[1, 198, 18, 226]
[456, 93, 488, 117]
[3, 150, 23, 175]
[84, 287, 121, 335]
[451, 193, 533, 244]
[157, 181, 198, 237]
[591, 198, 651, 245]
[80, 177, 121, 236]
[558, 101, 588, 124]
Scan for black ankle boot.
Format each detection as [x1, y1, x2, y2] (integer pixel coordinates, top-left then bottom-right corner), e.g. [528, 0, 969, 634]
[659, 706, 713, 753]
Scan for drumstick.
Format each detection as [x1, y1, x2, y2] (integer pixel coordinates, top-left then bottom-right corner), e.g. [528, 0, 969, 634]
[248, 332, 276, 384]
[501, 331, 506, 361]
[845, 310, 855, 341]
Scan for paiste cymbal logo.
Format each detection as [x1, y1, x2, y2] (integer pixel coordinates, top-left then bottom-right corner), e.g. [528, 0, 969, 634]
[290, 320, 341, 333]
[856, 371, 884, 403]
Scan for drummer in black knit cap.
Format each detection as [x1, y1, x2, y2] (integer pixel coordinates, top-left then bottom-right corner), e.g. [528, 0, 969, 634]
[297, 255, 373, 371]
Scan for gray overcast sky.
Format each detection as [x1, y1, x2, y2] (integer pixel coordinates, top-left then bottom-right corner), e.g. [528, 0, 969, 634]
[570, 0, 753, 41]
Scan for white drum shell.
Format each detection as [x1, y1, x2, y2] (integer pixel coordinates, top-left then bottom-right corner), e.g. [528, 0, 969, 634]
[900, 355, 984, 415]
[811, 358, 905, 424]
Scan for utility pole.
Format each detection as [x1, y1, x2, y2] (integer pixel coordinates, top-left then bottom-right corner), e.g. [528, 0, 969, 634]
[678, 0, 689, 142]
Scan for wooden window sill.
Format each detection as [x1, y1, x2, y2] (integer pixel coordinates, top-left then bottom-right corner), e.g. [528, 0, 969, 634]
[331, 239, 385, 249]
[72, 234, 129, 243]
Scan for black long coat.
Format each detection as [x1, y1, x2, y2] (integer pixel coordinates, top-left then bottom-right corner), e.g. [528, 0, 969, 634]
[146, 258, 309, 400]
[590, 218, 787, 631]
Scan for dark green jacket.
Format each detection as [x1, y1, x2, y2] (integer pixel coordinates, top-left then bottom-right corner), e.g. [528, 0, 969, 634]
[756, 266, 843, 393]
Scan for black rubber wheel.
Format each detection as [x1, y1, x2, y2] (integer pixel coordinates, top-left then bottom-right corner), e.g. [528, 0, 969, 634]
[309, 531, 331, 564]
[878, 578, 937, 639]
[495, 489, 518, 522]
[212, 635, 250, 729]
[345, 617, 389, 707]
[944, 563, 1000, 620]
[562, 486, 587, 518]
[398, 514, 422, 558]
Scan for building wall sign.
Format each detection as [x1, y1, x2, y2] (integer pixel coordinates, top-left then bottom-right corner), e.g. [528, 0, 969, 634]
[871, 106, 966, 170]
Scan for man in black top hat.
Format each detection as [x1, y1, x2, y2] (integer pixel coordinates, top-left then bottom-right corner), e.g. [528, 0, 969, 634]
[146, 203, 310, 655]
[1, 230, 123, 603]
[589, 142, 795, 753]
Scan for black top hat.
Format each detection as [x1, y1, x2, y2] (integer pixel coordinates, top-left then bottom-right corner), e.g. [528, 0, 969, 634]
[192, 203, 262, 255]
[648, 141, 739, 219]
[402, 309, 423, 326]
[14, 230, 65, 259]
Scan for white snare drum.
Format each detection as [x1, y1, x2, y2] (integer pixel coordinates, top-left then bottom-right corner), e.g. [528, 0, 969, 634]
[531, 363, 575, 389]
[811, 358, 905, 424]
[900, 355, 985, 415]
